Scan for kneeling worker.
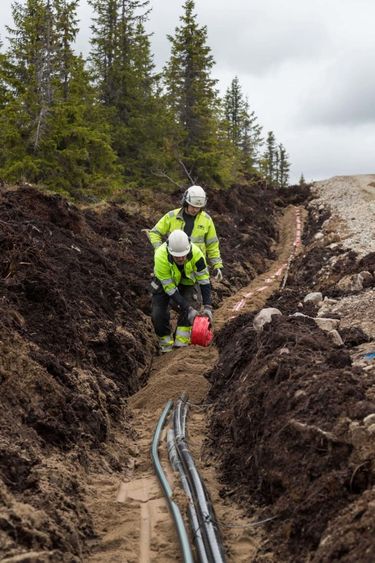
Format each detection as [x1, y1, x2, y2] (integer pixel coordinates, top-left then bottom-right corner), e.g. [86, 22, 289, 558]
[151, 229, 213, 353]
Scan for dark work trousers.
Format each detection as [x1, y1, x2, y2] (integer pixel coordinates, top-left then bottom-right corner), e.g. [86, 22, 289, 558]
[151, 283, 201, 337]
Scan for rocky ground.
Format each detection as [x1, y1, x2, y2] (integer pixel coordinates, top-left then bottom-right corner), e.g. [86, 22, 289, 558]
[208, 175, 375, 561]
[0, 176, 374, 562]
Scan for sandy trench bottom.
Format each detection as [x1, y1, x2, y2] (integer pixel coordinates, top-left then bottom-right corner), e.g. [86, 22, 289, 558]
[85, 205, 303, 562]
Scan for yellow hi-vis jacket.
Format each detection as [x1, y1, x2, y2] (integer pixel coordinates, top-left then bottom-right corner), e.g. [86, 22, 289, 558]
[149, 208, 223, 270]
[154, 242, 210, 297]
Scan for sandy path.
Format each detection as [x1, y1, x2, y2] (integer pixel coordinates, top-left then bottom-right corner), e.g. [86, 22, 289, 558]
[85, 205, 303, 562]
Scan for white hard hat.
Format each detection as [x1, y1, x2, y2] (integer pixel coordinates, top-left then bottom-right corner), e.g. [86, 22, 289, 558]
[184, 185, 207, 208]
[167, 230, 191, 257]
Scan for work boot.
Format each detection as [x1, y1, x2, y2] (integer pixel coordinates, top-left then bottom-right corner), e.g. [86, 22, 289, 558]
[174, 326, 191, 348]
[159, 334, 174, 353]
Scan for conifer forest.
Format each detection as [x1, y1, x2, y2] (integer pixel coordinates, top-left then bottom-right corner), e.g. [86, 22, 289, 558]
[0, 0, 290, 199]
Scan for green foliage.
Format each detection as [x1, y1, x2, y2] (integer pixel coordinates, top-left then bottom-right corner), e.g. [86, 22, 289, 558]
[260, 131, 290, 188]
[164, 0, 231, 186]
[0, 0, 292, 196]
[224, 76, 263, 176]
[260, 130, 277, 186]
[276, 143, 290, 188]
[88, 0, 170, 184]
[0, 0, 120, 197]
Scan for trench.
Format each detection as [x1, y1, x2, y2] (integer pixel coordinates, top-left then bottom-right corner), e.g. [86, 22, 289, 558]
[85, 205, 303, 562]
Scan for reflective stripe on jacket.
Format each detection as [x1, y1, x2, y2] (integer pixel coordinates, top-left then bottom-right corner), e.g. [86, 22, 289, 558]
[149, 208, 223, 269]
[154, 242, 210, 297]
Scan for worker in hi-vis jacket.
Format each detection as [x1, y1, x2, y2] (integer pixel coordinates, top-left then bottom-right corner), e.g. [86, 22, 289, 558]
[148, 185, 223, 281]
[151, 229, 213, 353]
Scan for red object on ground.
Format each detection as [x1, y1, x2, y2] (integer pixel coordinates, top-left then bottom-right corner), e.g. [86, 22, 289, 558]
[191, 315, 213, 347]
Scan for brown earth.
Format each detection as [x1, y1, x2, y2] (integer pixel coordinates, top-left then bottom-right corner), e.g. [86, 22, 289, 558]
[208, 192, 375, 561]
[85, 203, 301, 562]
[1, 179, 374, 562]
[0, 181, 289, 560]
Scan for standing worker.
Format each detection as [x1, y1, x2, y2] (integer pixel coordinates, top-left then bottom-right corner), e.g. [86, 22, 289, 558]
[148, 185, 223, 281]
[151, 229, 213, 353]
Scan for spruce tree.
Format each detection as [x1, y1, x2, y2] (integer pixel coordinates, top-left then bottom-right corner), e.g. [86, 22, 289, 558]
[224, 76, 243, 146]
[261, 130, 278, 186]
[54, 0, 80, 101]
[124, 21, 174, 182]
[88, 0, 119, 106]
[224, 76, 263, 175]
[240, 100, 263, 172]
[0, 41, 11, 110]
[6, 0, 56, 151]
[89, 0, 168, 184]
[277, 143, 290, 188]
[0, 0, 120, 196]
[164, 0, 227, 185]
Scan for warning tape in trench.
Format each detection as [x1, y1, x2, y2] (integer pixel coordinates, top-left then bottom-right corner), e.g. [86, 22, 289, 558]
[229, 208, 302, 316]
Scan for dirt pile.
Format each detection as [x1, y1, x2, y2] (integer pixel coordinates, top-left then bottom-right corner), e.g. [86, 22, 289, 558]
[0, 187, 157, 559]
[207, 180, 375, 561]
[311, 175, 375, 257]
[0, 181, 292, 560]
[207, 314, 375, 561]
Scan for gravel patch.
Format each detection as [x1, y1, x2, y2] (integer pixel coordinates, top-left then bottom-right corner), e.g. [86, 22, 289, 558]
[311, 174, 375, 257]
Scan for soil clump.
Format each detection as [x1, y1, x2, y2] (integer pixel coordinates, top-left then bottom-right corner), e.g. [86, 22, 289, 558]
[2, 176, 373, 562]
[0, 180, 287, 560]
[207, 179, 375, 561]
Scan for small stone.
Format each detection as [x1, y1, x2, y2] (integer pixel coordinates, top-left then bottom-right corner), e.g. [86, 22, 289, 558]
[337, 274, 363, 293]
[328, 329, 344, 346]
[253, 308, 282, 332]
[363, 413, 375, 427]
[303, 292, 323, 305]
[314, 318, 340, 332]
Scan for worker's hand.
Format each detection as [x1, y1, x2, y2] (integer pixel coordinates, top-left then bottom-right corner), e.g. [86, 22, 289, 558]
[214, 268, 223, 282]
[187, 307, 199, 325]
[202, 305, 213, 323]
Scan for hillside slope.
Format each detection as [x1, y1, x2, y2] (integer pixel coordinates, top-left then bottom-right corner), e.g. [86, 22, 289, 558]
[0, 181, 288, 560]
[208, 175, 375, 561]
[0, 176, 373, 562]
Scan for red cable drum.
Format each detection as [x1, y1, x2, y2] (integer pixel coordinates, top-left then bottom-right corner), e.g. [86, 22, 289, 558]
[191, 315, 213, 347]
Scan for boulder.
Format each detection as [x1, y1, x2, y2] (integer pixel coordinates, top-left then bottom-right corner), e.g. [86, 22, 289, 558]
[314, 318, 340, 332]
[303, 292, 323, 305]
[253, 308, 282, 332]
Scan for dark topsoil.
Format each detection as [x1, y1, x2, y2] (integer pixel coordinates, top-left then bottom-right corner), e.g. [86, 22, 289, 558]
[3, 182, 374, 562]
[0, 181, 288, 560]
[207, 202, 375, 562]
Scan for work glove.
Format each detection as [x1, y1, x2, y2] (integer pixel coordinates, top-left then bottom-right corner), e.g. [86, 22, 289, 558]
[214, 268, 223, 282]
[202, 304, 213, 323]
[187, 306, 199, 325]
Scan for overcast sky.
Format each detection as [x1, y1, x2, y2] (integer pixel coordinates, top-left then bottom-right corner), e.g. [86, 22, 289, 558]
[1, 0, 375, 184]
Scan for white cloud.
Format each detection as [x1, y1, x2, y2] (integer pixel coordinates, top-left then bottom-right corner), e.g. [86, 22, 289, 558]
[196, 1, 332, 75]
[1, 0, 375, 184]
[285, 123, 375, 183]
[300, 48, 375, 126]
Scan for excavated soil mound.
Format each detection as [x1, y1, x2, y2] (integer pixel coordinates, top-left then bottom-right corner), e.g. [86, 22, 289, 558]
[208, 315, 375, 561]
[0, 181, 296, 560]
[0, 187, 156, 391]
[208, 194, 374, 561]
[0, 187, 157, 559]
